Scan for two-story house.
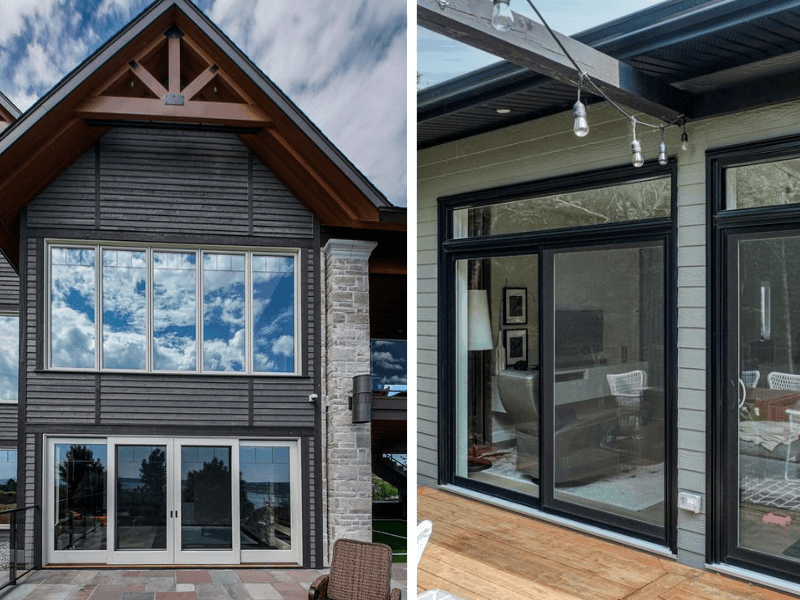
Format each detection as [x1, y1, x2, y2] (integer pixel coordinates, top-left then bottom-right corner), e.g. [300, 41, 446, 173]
[0, 0, 406, 569]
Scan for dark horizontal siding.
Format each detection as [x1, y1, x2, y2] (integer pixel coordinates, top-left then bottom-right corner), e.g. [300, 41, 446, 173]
[27, 152, 96, 229]
[0, 254, 19, 310]
[252, 160, 314, 238]
[0, 404, 17, 444]
[99, 375, 249, 425]
[26, 374, 96, 425]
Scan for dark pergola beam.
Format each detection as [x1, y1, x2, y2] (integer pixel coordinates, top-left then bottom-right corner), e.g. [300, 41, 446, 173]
[418, 0, 689, 122]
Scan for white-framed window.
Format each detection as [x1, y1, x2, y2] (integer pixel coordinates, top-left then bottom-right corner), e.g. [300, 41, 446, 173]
[0, 313, 19, 403]
[46, 241, 300, 375]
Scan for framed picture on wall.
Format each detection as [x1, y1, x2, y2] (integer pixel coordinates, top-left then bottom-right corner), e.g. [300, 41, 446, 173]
[505, 329, 528, 365]
[504, 287, 527, 325]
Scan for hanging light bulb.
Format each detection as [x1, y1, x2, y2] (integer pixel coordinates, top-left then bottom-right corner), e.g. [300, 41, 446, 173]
[658, 125, 668, 165]
[631, 120, 644, 168]
[492, 0, 514, 31]
[572, 78, 589, 137]
[681, 122, 689, 151]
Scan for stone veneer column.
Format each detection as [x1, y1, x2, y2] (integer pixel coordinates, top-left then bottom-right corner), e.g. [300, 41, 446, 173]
[323, 239, 377, 559]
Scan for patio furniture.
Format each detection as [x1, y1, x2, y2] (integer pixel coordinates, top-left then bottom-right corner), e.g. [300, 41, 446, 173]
[742, 369, 760, 388]
[417, 520, 433, 569]
[768, 371, 800, 391]
[309, 538, 400, 600]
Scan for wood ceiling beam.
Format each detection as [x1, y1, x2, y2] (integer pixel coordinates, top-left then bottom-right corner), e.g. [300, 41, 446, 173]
[75, 95, 272, 127]
[418, 0, 688, 122]
[168, 35, 181, 95]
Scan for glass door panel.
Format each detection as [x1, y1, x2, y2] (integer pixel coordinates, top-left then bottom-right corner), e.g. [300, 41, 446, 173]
[175, 439, 239, 564]
[108, 438, 173, 564]
[454, 253, 540, 499]
[550, 244, 666, 530]
[729, 233, 800, 566]
[240, 441, 302, 563]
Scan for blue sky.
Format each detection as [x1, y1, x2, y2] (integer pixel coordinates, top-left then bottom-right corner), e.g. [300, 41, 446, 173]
[0, 0, 407, 206]
[418, 0, 666, 89]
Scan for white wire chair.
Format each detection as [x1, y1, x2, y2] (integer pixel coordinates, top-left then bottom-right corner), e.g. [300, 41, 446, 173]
[606, 370, 647, 409]
[741, 370, 760, 389]
[768, 371, 800, 391]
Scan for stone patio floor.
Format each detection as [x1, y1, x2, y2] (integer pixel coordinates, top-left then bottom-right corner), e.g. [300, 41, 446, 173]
[0, 565, 408, 600]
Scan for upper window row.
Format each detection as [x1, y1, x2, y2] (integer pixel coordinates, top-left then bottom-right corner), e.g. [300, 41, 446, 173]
[47, 244, 298, 375]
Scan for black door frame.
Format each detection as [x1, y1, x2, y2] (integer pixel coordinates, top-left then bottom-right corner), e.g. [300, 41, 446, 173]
[708, 134, 800, 582]
[437, 160, 678, 550]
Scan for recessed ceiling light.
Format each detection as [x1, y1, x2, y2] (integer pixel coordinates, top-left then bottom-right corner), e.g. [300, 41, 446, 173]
[495, 108, 511, 114]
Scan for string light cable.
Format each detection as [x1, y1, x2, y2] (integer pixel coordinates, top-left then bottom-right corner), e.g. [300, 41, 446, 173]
[489, 0, 688, 162]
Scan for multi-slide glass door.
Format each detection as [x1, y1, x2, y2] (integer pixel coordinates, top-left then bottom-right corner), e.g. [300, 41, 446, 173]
[46, 437, 300, 565]
[451, 240, 670, 544]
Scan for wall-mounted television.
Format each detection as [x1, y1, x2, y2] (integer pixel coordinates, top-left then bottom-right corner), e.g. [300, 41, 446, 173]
[555, 309, 603, 368]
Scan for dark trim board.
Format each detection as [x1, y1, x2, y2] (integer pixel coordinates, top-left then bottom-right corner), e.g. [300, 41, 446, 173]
[436, 158, 678, 551]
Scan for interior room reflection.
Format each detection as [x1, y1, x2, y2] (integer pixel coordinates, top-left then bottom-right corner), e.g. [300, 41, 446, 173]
[457, 247, 665, 527]
[737, 235, 800, 563]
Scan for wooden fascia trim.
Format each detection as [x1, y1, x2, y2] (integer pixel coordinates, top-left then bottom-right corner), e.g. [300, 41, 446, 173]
[75, 95, 272, 126]
[418, 0, 687, 122]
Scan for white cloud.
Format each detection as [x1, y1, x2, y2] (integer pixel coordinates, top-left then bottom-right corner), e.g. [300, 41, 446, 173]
[271, 335, 293, 357]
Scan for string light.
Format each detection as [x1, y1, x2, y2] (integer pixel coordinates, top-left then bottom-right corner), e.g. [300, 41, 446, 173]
[573, 76, 589, 137]
[681, 121, 689, 151]
[631, 119, 644, 168]
[658, 125, 668, 165]
[492, 0, 514, 31]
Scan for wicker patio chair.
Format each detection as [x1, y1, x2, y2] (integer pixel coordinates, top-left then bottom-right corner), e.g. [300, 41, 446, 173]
[768, 371, 800, 391]
[309, 538, 401, 600]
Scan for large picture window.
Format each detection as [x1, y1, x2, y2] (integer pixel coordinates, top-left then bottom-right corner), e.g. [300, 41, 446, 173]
[47, 243, 299, 375]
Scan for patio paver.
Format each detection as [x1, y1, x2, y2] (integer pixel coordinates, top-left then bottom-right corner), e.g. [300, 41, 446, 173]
[0, 567, 406, 600]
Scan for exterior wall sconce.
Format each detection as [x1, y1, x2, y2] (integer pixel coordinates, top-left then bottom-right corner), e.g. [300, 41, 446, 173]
[349, 374, 372, 423]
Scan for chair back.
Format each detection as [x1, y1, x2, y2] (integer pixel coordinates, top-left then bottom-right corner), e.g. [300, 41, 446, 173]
[741, 370, 760, 388]
[767, 371, 800, 391]
[607, 370, 647, 395]
[327, 538, 393, 600]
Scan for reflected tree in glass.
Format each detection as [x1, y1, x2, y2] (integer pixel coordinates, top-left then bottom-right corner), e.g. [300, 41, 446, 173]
[240, 446, 291, 550]
[181, 447, 232, 549]
[55, 444, 107, 551]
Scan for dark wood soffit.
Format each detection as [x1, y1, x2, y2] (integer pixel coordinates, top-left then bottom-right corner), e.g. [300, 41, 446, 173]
[369, 258, 406, 276]
[418, 0, 688, 123]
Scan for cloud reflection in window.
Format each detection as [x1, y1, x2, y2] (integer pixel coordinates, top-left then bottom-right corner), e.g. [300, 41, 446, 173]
[203, 253, 245, 372]
[50, 247, 96, 368]
[154, 252, 197, 371]
[253, 255, 295, 373]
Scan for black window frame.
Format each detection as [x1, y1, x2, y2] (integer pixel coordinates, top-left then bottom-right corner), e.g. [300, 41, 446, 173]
[708, 133, 800, 582]
[437, 160, 678, 551]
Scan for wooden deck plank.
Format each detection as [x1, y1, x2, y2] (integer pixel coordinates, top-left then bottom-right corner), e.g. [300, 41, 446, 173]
[417, 486, 799, 600]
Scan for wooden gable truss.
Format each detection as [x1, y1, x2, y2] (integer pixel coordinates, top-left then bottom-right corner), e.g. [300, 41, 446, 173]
[0, 1, 401, 270]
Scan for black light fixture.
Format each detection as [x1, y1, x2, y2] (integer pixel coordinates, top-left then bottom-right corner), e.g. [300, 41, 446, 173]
[349, 374, 372, 423]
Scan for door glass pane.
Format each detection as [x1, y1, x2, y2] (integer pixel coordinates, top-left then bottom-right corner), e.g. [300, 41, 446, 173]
[455, 252, 540, 498]
[102, 250, 147, 370]
[252, 255, 295, 373]
[54, 443, 107, 550]
[736, 235, 800, 561]
[0, 450, 17, 524]
[553, 245, 665, 527]
[203, 254, 245, 372]
[181, 446, 232, 549]
[153, 252, 197, 371]
[116, 445, 167, 550]
[50, 247, 96, 368]
[453, 177, 671, 239]
[240, 445, 292, 549]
